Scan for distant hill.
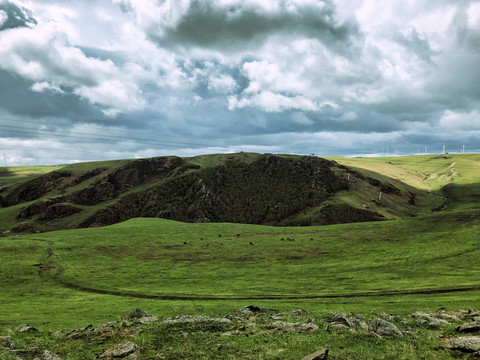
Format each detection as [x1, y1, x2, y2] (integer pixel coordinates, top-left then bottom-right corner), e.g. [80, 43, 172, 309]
[0, 153, 444, 232]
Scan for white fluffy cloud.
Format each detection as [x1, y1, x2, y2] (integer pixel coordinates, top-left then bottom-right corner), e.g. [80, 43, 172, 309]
[0, 0, 186, 116]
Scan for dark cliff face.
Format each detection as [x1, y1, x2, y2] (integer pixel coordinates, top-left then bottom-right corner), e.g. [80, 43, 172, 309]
[78, 155, 352, 228]
[1, 154, 391, 231]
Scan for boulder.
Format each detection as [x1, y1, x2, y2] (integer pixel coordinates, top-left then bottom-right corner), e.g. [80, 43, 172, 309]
[161, 315, 231, 327]
[92, 322, 118, 340]
[100, 342, 139, 359]
[456, 322, 480, 333]
[237, 305, 279, 317]
[443, 336, 480, 352]
[291, 308, 309, 316]
[379, 312, 397, 322]
[301, 348, 329, 360]
[330, 313, 352, 327]
[271, 321, 318, 332]
[126, 309, 151, 320]
[369, 319, 403, 337]
[135, 316, 159, 324]
[65, 324, 94, 339]
[349, 317, 369, 331]
[15, 324, 38, 333]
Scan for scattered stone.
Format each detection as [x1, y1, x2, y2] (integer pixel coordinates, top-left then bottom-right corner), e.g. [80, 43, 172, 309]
[436, 312, 461, 322]
[443, 336, 480, 353]
[65, 324, 94, 339]
[291, 308, 309, 316]
[9, 347, 39, 359]
[224, 315, 243, 322]
[271, 321, 318, 332]
[9, 348, 60, 359]
[237, 305, 278, 317]
[379, 312, 396, 322]
[456, 322, 480, 333]
[136, 316, 159, 324]
[427, 318, 449, 330]
[120, 328, 144, 338]
[126, 309, 151, 320]
[369, 319, 403, 337]
[329, 313, 352, 327]
[0, 336, 14, 350]
[301, 348, 329, 360]
[100, 342, 139, 359]
[15, 324, 38, 333]
[161, 315, 231, 327]
[41, 350, 63, 360]
[411, 311, 430, 318]
[92, 322, 118, 340]
[51, 331, 63, 339]
[349, 317, 369, 331]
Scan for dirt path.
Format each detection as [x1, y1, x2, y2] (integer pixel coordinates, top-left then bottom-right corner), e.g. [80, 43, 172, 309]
[41, 267, 480, 301]
[36, 245, 480, 301]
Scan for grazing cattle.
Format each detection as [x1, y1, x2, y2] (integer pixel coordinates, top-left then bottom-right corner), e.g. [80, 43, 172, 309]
[249, 242, 253, 245]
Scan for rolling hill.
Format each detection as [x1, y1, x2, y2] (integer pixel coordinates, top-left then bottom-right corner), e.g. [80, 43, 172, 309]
[0, 153, 441, 233]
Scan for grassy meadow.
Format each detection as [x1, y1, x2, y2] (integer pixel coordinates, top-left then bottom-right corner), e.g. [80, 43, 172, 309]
[1, 154, 479, 359]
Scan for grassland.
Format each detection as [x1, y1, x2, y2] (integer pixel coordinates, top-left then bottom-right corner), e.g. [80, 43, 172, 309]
[0, 154, 479, 359]
[0, 165, 61, 188]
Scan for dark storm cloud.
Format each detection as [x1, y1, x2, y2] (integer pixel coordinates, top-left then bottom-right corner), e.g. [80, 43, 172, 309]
[0, 0, 37, 31]
[0, 69, 109, 122]
[138, 0, 359, 53]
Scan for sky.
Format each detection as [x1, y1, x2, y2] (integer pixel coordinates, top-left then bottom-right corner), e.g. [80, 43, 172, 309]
[1, 0, 480, 165]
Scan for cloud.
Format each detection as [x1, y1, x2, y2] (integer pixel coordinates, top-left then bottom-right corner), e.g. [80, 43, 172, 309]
[0, 1, 164, 117]
[3, 0, 480, 165]
[116, 0, 359, 52]
[228, 92, 323, 112]
[0, 0, 37, 31]
[439, 109, 480, 130]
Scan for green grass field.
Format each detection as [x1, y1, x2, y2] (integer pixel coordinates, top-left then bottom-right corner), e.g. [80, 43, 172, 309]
[1, 154, 479, 359]
[0, 165, 61, 188]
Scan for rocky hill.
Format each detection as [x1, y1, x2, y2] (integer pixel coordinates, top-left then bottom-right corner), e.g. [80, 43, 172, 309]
[0, 153, 426, 232]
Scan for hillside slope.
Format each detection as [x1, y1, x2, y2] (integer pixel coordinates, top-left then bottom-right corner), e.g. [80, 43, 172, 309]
[0, 153, 436, 232]
[327, 154, 480, 213]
